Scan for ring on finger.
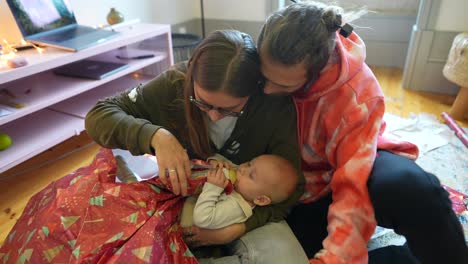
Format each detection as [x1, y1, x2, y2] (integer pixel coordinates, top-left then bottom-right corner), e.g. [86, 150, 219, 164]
[168, 169, 177, 173]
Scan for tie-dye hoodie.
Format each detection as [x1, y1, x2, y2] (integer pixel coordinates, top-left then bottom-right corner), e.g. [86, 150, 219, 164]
[293, 32, 419, 264]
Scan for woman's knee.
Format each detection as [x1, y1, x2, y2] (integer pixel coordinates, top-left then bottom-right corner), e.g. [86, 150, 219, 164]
[238, 221, 309, 264]
[368, 152, 446, 210]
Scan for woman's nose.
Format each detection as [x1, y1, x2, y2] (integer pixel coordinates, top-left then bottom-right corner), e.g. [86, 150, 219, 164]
[207, 110, 224, 122]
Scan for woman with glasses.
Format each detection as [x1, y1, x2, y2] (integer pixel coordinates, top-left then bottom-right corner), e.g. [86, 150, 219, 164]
[85, 30, 309, 263]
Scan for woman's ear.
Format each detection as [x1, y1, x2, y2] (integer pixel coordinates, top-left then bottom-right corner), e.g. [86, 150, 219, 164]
[253, 195, 272, 206]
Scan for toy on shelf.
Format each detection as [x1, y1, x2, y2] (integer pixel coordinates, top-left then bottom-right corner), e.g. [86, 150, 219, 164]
[0, 133, 12, 150]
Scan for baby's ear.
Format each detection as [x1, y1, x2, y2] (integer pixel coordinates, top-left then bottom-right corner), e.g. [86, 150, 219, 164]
[253, 195, 272, 206]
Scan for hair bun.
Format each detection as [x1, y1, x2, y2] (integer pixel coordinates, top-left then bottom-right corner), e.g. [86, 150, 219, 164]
[322, 8, 342, 33]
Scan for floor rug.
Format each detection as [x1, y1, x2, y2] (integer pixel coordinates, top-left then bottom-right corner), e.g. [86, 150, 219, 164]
[368, 113, 467, 250]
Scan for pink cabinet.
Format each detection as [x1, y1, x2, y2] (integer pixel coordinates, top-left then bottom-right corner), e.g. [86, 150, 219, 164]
[0, 23, 173, 173]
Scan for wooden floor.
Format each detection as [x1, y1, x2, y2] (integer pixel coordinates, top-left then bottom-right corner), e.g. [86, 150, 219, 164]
[0, 66, 466, 245]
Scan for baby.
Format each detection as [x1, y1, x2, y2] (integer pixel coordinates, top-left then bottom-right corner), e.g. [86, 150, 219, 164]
[180, 154, 298, 229]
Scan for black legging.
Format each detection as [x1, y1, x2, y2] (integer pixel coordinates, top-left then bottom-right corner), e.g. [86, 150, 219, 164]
[287, 150, 468, 264]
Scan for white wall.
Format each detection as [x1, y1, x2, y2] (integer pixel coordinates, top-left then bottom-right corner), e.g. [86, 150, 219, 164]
[201, 0, 269, 22]
[71, 0, 154, 26]
[71, 0, 199, 26]
[434, 0, 468, 32]
[149, 0, 199, 24]
[334, 0, 419, 13]
[0, 0, 198, 44]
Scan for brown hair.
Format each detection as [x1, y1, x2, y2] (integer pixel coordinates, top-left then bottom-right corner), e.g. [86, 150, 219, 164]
[184, 30, 261, 158]
[258, 2, 346, 84]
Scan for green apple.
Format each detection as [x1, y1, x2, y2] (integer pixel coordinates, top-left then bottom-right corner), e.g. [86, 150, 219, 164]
[0, 133, 12, 150]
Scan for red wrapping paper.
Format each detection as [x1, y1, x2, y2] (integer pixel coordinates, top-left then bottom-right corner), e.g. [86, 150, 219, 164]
[0, 149, 210, 263]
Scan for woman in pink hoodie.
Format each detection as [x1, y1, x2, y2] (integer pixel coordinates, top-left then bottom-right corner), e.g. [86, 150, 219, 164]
[257, 2, 467, 264]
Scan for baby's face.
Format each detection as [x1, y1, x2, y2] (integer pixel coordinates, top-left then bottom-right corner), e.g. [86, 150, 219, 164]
[234, 156, 277, 202]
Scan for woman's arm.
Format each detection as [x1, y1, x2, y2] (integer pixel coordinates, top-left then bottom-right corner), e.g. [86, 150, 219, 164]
[85, 68, 192, 195]
[314, 97, 384, 264]
[184, 223, 246, 247]
[85, 72, 173, 155]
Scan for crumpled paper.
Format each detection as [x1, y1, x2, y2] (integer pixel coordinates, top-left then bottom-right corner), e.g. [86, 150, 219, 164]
[383, 113, 465, 156]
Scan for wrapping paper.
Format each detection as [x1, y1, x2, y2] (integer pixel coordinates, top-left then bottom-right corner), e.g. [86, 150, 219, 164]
[0, 148, 210, 264]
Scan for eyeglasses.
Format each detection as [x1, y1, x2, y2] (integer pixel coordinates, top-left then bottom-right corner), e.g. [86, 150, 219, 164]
[189, 96, 244, 117]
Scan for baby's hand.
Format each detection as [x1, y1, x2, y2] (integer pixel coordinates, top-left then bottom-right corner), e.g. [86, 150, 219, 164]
[208, 159, 231, 169]
[206, 168, 228, 188]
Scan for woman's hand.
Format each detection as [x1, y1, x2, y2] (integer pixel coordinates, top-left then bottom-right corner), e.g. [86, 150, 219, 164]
[183, 223, 246, 248]
[151, 128, 191, 196]
[206, 168, 228, 188]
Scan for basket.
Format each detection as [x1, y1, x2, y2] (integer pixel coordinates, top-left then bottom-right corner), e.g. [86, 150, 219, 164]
[171, 33, 202, 63]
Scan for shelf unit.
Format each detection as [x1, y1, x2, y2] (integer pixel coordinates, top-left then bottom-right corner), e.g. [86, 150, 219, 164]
[50, 74, 155, 119]
[0, 23, 173, 173]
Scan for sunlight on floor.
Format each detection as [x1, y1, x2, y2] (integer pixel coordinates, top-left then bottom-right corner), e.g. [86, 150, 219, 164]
[371, 66, 467, 128]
